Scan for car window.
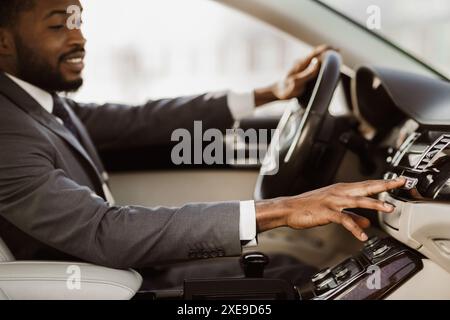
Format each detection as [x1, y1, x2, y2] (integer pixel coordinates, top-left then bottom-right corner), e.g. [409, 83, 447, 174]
[73, 0, 311, 104]
[320, 0, 450, 79]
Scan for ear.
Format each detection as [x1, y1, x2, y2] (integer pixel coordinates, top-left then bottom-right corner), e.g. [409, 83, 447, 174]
[0, 28, 15, 56]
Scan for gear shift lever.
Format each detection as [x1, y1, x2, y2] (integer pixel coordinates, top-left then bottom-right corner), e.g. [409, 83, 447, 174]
[240, 252, 270, 278]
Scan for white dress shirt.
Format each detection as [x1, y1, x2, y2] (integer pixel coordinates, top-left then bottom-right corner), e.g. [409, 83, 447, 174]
[6, 73, 54, 114]
[6, 73, 258, 247]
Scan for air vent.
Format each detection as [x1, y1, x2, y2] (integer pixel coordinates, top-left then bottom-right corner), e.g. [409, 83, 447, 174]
[414, 134, 450, 172]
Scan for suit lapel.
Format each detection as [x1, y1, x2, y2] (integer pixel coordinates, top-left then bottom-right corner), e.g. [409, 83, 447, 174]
[0, 73, 106, 198]
[63, 104, 115, 204]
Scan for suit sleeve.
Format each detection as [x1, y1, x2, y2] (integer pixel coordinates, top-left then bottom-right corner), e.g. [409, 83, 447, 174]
[68, 92, 235, 151]
[0, 132, 242, 269]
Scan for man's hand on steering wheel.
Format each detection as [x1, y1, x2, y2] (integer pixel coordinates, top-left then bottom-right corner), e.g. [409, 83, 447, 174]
[253, 44, 334, 106]
[255, 178, 406, 242]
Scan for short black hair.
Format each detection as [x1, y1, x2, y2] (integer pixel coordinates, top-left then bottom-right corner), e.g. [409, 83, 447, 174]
[0, 0, 35, 27]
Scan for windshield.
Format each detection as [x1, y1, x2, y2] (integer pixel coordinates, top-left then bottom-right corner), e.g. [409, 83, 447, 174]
[320, 0, 450, 79]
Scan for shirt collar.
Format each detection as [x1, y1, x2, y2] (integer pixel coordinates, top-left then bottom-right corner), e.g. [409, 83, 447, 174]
[4, 73, 54, 114]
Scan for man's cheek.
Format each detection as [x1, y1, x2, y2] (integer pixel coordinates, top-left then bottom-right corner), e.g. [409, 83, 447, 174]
[44, 45, 65, 66]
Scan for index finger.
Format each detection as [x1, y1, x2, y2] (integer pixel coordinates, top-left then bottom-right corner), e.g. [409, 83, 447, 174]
[347, 178, 406, 197]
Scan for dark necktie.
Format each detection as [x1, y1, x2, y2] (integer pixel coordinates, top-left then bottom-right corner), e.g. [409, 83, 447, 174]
[52, 94, 80, 140]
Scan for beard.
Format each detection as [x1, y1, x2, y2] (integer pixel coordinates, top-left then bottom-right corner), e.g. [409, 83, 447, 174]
[14, 36, 84, 93]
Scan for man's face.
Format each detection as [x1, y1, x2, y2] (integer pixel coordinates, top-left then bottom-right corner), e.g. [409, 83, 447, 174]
[12, 0, 86, 92]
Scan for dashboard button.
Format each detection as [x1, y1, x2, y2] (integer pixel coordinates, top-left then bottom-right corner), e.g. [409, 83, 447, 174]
[311, 268, 331, 284]
[315, 277, 337, 293]
[401, 176, 419, 190]
[364, 236, 380, 248]
[373, 244, 390, 257]
[334, 267, 350, 280]
[384, 172, 398, 180]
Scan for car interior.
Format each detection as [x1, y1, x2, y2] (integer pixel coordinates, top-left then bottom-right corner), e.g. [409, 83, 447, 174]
[0, 0, 449, 300]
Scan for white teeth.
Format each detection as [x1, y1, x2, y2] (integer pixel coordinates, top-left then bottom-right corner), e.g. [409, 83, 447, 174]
[66, 58, 83, 64]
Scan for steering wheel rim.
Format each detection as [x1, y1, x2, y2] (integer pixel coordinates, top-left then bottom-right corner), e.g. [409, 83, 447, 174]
[254, 50, 342, 200]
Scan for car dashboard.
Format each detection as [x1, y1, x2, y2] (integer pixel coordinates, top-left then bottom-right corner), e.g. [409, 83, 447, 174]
[296, 65, 450, 300]
[353, 65, 450, 296]
[380, 128, 450, 275]
[350, 66, 450, 277]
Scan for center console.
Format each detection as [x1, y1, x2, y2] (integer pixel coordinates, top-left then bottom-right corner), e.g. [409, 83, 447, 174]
[138, 240, 423, 300]
[295, 129, 450, 299]
[297, 236, 422, 300]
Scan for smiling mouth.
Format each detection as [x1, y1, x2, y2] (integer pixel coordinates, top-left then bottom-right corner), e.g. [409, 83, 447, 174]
[61, 53, 85, 73]
[65, 57, 84, 64]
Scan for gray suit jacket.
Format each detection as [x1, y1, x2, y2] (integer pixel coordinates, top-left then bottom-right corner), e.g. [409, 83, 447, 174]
[0, 73, 242, 269]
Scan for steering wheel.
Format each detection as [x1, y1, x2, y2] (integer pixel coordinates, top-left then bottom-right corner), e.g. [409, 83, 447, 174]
[254, 50, 342, 200]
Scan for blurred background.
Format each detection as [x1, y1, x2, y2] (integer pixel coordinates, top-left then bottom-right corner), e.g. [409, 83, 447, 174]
[75, 0, 309, 104]
[74, 0, 449, 105]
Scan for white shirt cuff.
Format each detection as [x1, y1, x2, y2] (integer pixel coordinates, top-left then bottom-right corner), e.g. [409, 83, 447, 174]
[239, 200, 258, 248]
[227, 91, 256, 121]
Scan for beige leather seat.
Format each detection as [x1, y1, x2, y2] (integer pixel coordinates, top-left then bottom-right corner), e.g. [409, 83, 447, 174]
[0, 236, 142, 300]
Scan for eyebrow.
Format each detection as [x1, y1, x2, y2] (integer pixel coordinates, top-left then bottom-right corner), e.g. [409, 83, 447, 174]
[44, 10, 67, 19]
[44, 7, 84, 20]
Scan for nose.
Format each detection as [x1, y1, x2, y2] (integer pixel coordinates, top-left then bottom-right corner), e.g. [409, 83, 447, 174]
[68, 28, 87, 48]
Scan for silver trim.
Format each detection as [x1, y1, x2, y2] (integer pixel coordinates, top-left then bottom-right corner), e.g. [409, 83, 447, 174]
[414, 134, 450, 172]
[392, 132, 421, 167]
